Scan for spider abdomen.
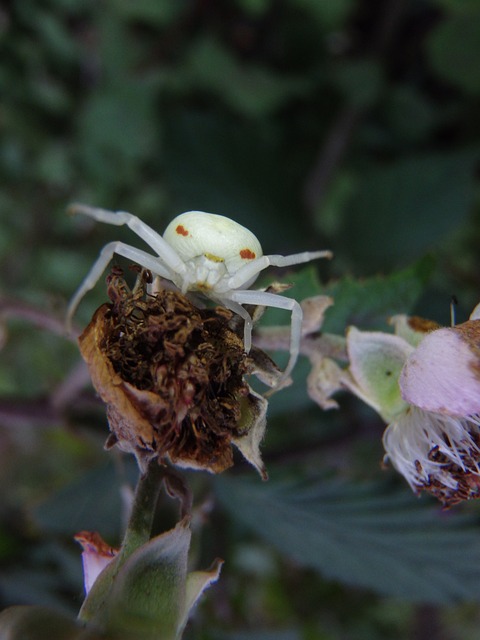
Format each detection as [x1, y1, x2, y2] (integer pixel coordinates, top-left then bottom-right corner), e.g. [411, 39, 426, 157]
[163, 211, 263, 276]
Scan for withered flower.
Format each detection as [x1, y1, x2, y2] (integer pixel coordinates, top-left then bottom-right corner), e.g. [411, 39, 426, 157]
[79, 268, 280, 478]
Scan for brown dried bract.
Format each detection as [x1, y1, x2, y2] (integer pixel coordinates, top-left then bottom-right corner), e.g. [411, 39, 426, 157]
[406, 316, 441, 334]
[79, 269, 272, 476]
[74, 531, 118, 559]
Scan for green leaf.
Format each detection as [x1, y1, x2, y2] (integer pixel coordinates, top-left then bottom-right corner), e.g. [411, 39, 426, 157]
[163, 111, 309, 247]
[334, 59, 383, 108]
[78, 85, 157, 161]
[76, 82, 158, 189]
[435, 0, 480, 10]
[321, 256, 434, 334]
[234, 0, 273, 16]
[34, 10, 80, 64]
[212, 631, 301, 640]
[288, 0, 354, 29]
[385, 86, 437, 143]
[340, 152, 477, 270]
[427, 12, 480, 94]
[111, 0, 188, 25]
[215, 475, 480, 603]
[179, 37, 311, 118]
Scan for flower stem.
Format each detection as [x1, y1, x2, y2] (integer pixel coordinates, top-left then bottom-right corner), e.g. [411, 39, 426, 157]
[78, 459, 164, 623]
[120, 458, 165, 558]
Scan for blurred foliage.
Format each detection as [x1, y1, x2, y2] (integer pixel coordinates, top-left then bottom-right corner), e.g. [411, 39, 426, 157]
[215, 474, 480, 603]
[2, 0, 480, 638]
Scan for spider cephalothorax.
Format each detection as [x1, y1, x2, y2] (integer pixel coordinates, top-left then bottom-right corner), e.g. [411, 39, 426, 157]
[67, 204, 332, 387]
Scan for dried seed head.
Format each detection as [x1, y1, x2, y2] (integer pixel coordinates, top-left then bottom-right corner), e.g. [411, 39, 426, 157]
[79, 269, 274, 477]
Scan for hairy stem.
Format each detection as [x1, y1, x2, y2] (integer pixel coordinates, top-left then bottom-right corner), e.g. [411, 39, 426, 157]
[121, 458, 165, 557]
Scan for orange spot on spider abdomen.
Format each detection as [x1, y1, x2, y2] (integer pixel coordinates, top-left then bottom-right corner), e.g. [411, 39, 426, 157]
[176, 225, 189, 236]
[240, 248, 256, 259]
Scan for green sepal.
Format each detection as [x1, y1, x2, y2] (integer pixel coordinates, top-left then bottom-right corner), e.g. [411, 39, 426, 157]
[82, 517, 221, 640]
[345, 327, 411, 422]
[178, 560, 223, 637]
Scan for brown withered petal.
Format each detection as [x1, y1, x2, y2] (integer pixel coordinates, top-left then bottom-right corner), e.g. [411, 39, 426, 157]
[79, 269, 273, 476]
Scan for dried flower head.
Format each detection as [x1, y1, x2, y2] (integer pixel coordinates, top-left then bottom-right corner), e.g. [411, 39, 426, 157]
[79, 268, 279, 477]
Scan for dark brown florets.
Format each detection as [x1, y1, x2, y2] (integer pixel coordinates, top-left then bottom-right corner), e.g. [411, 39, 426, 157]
[417, 436, 480, 507]
[79, 268, 272, 476]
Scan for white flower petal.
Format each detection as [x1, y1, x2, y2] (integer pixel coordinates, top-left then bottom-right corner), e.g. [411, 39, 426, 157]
[383, 406, 480, 494]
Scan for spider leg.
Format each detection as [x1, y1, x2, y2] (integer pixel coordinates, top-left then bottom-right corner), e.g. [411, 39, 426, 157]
[228, 289, 303, 389]
[226, 249, 332, 290]
[266, 249, 333, 268]
[68, 203, 187, 274]
[215, 297, 254, 352]
[66, 241, 171, 333]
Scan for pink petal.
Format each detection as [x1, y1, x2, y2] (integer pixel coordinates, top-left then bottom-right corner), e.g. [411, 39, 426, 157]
[400, 322, 480, 417]
[75, 531, 118, 595]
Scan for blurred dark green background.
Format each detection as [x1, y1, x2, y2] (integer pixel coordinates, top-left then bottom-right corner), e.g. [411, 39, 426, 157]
[1, 0, 480, 638]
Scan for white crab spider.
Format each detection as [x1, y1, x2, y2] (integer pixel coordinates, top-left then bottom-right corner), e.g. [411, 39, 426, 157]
[67, 204, 332, 387]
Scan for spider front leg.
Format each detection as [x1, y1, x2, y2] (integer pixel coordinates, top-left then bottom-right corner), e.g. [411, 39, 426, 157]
[66, 241, 171, 333]
[228, 289, 304, 390]
[217, 297, 254, 352]
[225, 249, 332, 291]
[69, 204, 187, 275]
